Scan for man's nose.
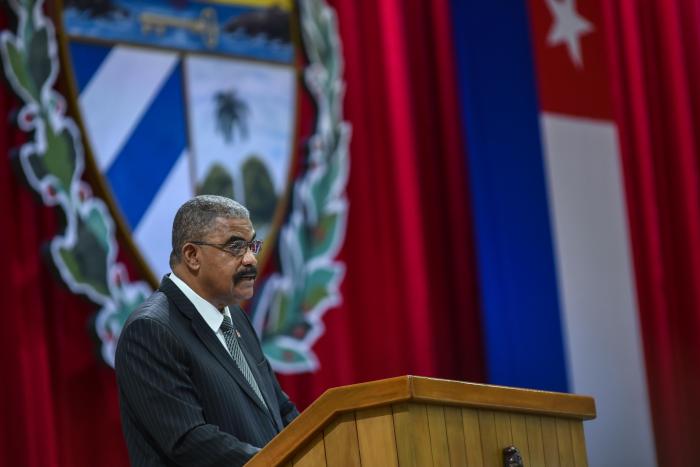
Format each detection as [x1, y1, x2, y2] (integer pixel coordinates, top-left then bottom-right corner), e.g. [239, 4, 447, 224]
[242, 248, 257, 266]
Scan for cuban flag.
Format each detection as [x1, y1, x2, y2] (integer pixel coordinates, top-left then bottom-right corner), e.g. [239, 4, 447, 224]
[451, 1, 656, 465]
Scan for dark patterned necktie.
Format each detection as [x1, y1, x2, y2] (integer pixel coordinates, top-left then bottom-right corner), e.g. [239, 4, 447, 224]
[220, 315, 267, 407]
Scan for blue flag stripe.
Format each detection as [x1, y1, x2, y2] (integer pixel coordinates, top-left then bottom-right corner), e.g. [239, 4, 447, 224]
[68, 41, 112, 92]
[449, 0, 569, 391]
[106, 61, 187, 230]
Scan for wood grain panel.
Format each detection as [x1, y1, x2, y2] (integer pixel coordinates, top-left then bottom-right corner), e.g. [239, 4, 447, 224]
[248, 376, 412, 466]
[541, 416, 561, 467]
[323, 412, 361, 467]
[462, 408, 484, 467]
[510, 413, 530, 465]
[392, 403, 432, 467]
[356, 406, 399, 467]
[426, 405, 450, 466]
[570, 420, 589, 467]
[292, 434, 326, 467]
[412, 377, 596, 419]
[556, 418, 574, 467]
[525, 415, 545, 466]
[248, 376, 595, 466]
[494, 411, 513, 450]
[444, 406, 467, 465]
[478, 410, 499, 467]
[392, 403, 415, 467]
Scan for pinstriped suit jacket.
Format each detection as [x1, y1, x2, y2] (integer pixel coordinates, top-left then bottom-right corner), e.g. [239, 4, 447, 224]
[115, 276, 299, 467]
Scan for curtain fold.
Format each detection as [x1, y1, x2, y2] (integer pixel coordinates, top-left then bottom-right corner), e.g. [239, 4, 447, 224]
[276, 0, 485, 407]
[0, 13, 129, 467]
[602, 1, 700, 464]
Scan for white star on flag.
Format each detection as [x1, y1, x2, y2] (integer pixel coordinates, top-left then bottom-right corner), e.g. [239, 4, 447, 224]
[545, 0, 594, 69]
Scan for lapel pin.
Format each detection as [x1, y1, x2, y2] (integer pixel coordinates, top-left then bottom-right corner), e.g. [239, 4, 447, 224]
[236, 329, 241, 338]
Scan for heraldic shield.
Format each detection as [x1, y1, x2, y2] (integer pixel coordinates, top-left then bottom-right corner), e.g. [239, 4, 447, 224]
[59, 0, 298, 280]
[1, 0, 349, 373]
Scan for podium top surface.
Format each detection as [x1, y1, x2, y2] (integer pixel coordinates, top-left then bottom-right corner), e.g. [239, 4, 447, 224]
[248, 375, 596, 466]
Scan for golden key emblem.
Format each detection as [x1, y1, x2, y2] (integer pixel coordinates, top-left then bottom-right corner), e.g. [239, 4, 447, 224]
[140, 7, 220, 49]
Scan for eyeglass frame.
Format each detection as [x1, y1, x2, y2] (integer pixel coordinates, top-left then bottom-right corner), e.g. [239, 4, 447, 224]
[188, 239, 263, 257]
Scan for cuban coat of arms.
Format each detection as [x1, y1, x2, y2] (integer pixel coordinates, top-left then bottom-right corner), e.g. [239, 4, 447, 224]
[0, 0, 350, 373]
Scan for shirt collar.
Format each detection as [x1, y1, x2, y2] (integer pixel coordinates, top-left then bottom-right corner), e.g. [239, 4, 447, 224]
[169, 272, 231, 333]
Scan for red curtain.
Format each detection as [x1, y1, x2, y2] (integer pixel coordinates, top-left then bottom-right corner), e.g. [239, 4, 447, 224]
[277, 0, 485, 407]
[0, 12, 130, 467]
[602, 1, 700, 464]
[1, 0, 484, 465]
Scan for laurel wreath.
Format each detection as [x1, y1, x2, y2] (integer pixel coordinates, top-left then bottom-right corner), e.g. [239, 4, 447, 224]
[0, 0, 152, 366]
[252, 0, 351, 373]
[1, 0, 350, 373]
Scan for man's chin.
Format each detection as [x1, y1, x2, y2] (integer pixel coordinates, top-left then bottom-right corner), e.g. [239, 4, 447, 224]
[232, 279, 255, 301]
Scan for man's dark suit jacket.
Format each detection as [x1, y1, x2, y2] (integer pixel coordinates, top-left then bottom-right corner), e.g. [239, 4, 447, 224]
[115, 276, 299, 467]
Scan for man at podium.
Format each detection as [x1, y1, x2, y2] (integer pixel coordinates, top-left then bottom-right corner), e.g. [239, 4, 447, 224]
[115, 195, 299, 466]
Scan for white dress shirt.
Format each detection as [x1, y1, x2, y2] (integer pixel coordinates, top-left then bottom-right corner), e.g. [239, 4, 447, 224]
[169, 272, 234, 353]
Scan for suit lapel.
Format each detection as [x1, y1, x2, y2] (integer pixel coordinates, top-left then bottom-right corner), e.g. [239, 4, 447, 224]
[159, 277, 270, 414]
[230, 307, 284, 432]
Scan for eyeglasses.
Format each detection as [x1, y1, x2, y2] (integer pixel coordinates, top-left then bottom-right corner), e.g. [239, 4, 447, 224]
[189, 239, 263, 257]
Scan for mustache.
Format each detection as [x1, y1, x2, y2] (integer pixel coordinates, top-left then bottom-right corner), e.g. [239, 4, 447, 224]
[234, 266, 258, 283]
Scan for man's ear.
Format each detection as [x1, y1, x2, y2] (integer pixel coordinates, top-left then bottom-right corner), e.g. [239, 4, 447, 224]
[181, 243, 201, 271]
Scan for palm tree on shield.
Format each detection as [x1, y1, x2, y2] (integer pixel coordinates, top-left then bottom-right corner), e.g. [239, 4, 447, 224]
[213, 89, 250, 204]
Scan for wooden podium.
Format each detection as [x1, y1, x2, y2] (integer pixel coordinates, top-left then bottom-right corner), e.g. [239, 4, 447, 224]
[247, 376, 596, 466]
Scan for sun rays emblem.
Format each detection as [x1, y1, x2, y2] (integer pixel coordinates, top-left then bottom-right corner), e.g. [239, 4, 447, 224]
[0, 0, 350, 373]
